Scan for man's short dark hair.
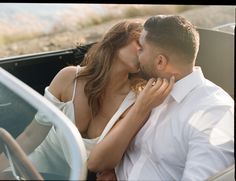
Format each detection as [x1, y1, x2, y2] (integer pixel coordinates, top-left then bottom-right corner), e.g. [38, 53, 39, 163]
[144, 15, 200, 64]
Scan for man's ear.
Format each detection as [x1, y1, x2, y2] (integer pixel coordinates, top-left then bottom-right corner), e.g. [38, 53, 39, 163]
[155, 54, 168, 70]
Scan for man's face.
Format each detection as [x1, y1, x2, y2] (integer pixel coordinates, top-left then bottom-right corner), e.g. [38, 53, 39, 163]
[138, 30, 158, 79]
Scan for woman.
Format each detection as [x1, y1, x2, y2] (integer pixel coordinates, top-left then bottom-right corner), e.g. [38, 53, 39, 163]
[0, 19, 174, 180]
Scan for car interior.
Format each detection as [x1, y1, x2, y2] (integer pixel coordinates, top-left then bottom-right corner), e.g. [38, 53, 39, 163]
[0, 28, 234, 180]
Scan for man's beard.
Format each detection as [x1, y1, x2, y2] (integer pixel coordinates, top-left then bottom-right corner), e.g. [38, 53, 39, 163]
[139, 65, 155, 80]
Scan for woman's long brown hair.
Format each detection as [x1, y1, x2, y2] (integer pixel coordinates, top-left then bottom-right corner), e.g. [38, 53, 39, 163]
[76, 20, 144, 118]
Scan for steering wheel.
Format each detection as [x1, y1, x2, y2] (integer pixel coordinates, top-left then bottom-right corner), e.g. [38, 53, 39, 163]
[0, 128, 44, 180]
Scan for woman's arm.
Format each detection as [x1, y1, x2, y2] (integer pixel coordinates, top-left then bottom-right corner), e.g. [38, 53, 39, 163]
[88, 76, 175, 172]
[0, 121, 51, 171]
[0, 66, 77, 172]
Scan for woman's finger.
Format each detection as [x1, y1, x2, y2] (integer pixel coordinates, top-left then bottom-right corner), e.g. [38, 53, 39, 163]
[155, 78, 169, 94]
[162, 75, 175, 97]
[152, 78, 162, 89]
[146, 78, 157, 88]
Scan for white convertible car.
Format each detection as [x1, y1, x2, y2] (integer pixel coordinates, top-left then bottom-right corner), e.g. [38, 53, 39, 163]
[0, 24, 234, 180]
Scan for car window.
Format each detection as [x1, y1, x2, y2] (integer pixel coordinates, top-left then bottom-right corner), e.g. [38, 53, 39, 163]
[0, 82, 36, 138]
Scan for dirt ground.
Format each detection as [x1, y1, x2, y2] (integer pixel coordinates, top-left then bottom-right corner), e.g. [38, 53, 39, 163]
[0, 6, 234, 58]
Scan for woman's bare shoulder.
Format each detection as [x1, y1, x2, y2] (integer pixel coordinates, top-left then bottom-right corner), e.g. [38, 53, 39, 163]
[48, 66, 78, 101]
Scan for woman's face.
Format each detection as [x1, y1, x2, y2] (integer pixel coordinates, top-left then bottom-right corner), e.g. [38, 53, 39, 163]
[117, 40, 141, 73]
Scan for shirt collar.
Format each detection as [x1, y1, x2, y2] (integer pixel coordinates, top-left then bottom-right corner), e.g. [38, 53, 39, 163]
[170, 66, 205, 103]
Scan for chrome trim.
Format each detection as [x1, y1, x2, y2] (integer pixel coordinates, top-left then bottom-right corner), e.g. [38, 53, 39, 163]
[212, 23, 235, 32]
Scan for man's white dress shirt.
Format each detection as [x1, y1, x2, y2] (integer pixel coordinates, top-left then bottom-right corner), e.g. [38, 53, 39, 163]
[116, 66, 234, 181]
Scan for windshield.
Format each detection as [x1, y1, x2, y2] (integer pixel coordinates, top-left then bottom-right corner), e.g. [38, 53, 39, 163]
[0, 83, 36, 138]
[0, 68, 87, 180]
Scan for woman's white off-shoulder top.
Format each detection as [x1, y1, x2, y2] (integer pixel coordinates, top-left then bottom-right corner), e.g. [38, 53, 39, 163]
[29, 65, 136, 177]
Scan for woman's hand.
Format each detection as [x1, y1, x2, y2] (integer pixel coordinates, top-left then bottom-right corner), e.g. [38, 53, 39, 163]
[96, 169, 117, 181]
[135, 76, 175, 113]
[88, 76, 175, 173]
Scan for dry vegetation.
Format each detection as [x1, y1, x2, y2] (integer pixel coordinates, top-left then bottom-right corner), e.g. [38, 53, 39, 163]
[0, 5, 234, 58]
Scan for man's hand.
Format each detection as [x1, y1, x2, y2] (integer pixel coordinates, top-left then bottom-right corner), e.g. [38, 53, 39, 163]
[96, 169, 117, 181]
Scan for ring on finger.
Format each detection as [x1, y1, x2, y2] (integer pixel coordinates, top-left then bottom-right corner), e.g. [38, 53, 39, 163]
[152, 81, 156, 86]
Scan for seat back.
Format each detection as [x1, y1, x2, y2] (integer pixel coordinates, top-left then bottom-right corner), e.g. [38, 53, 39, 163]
[196, 28, 234, 98]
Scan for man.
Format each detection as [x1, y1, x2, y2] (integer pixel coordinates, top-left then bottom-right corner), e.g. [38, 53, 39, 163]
[114, 15, 234, 181]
